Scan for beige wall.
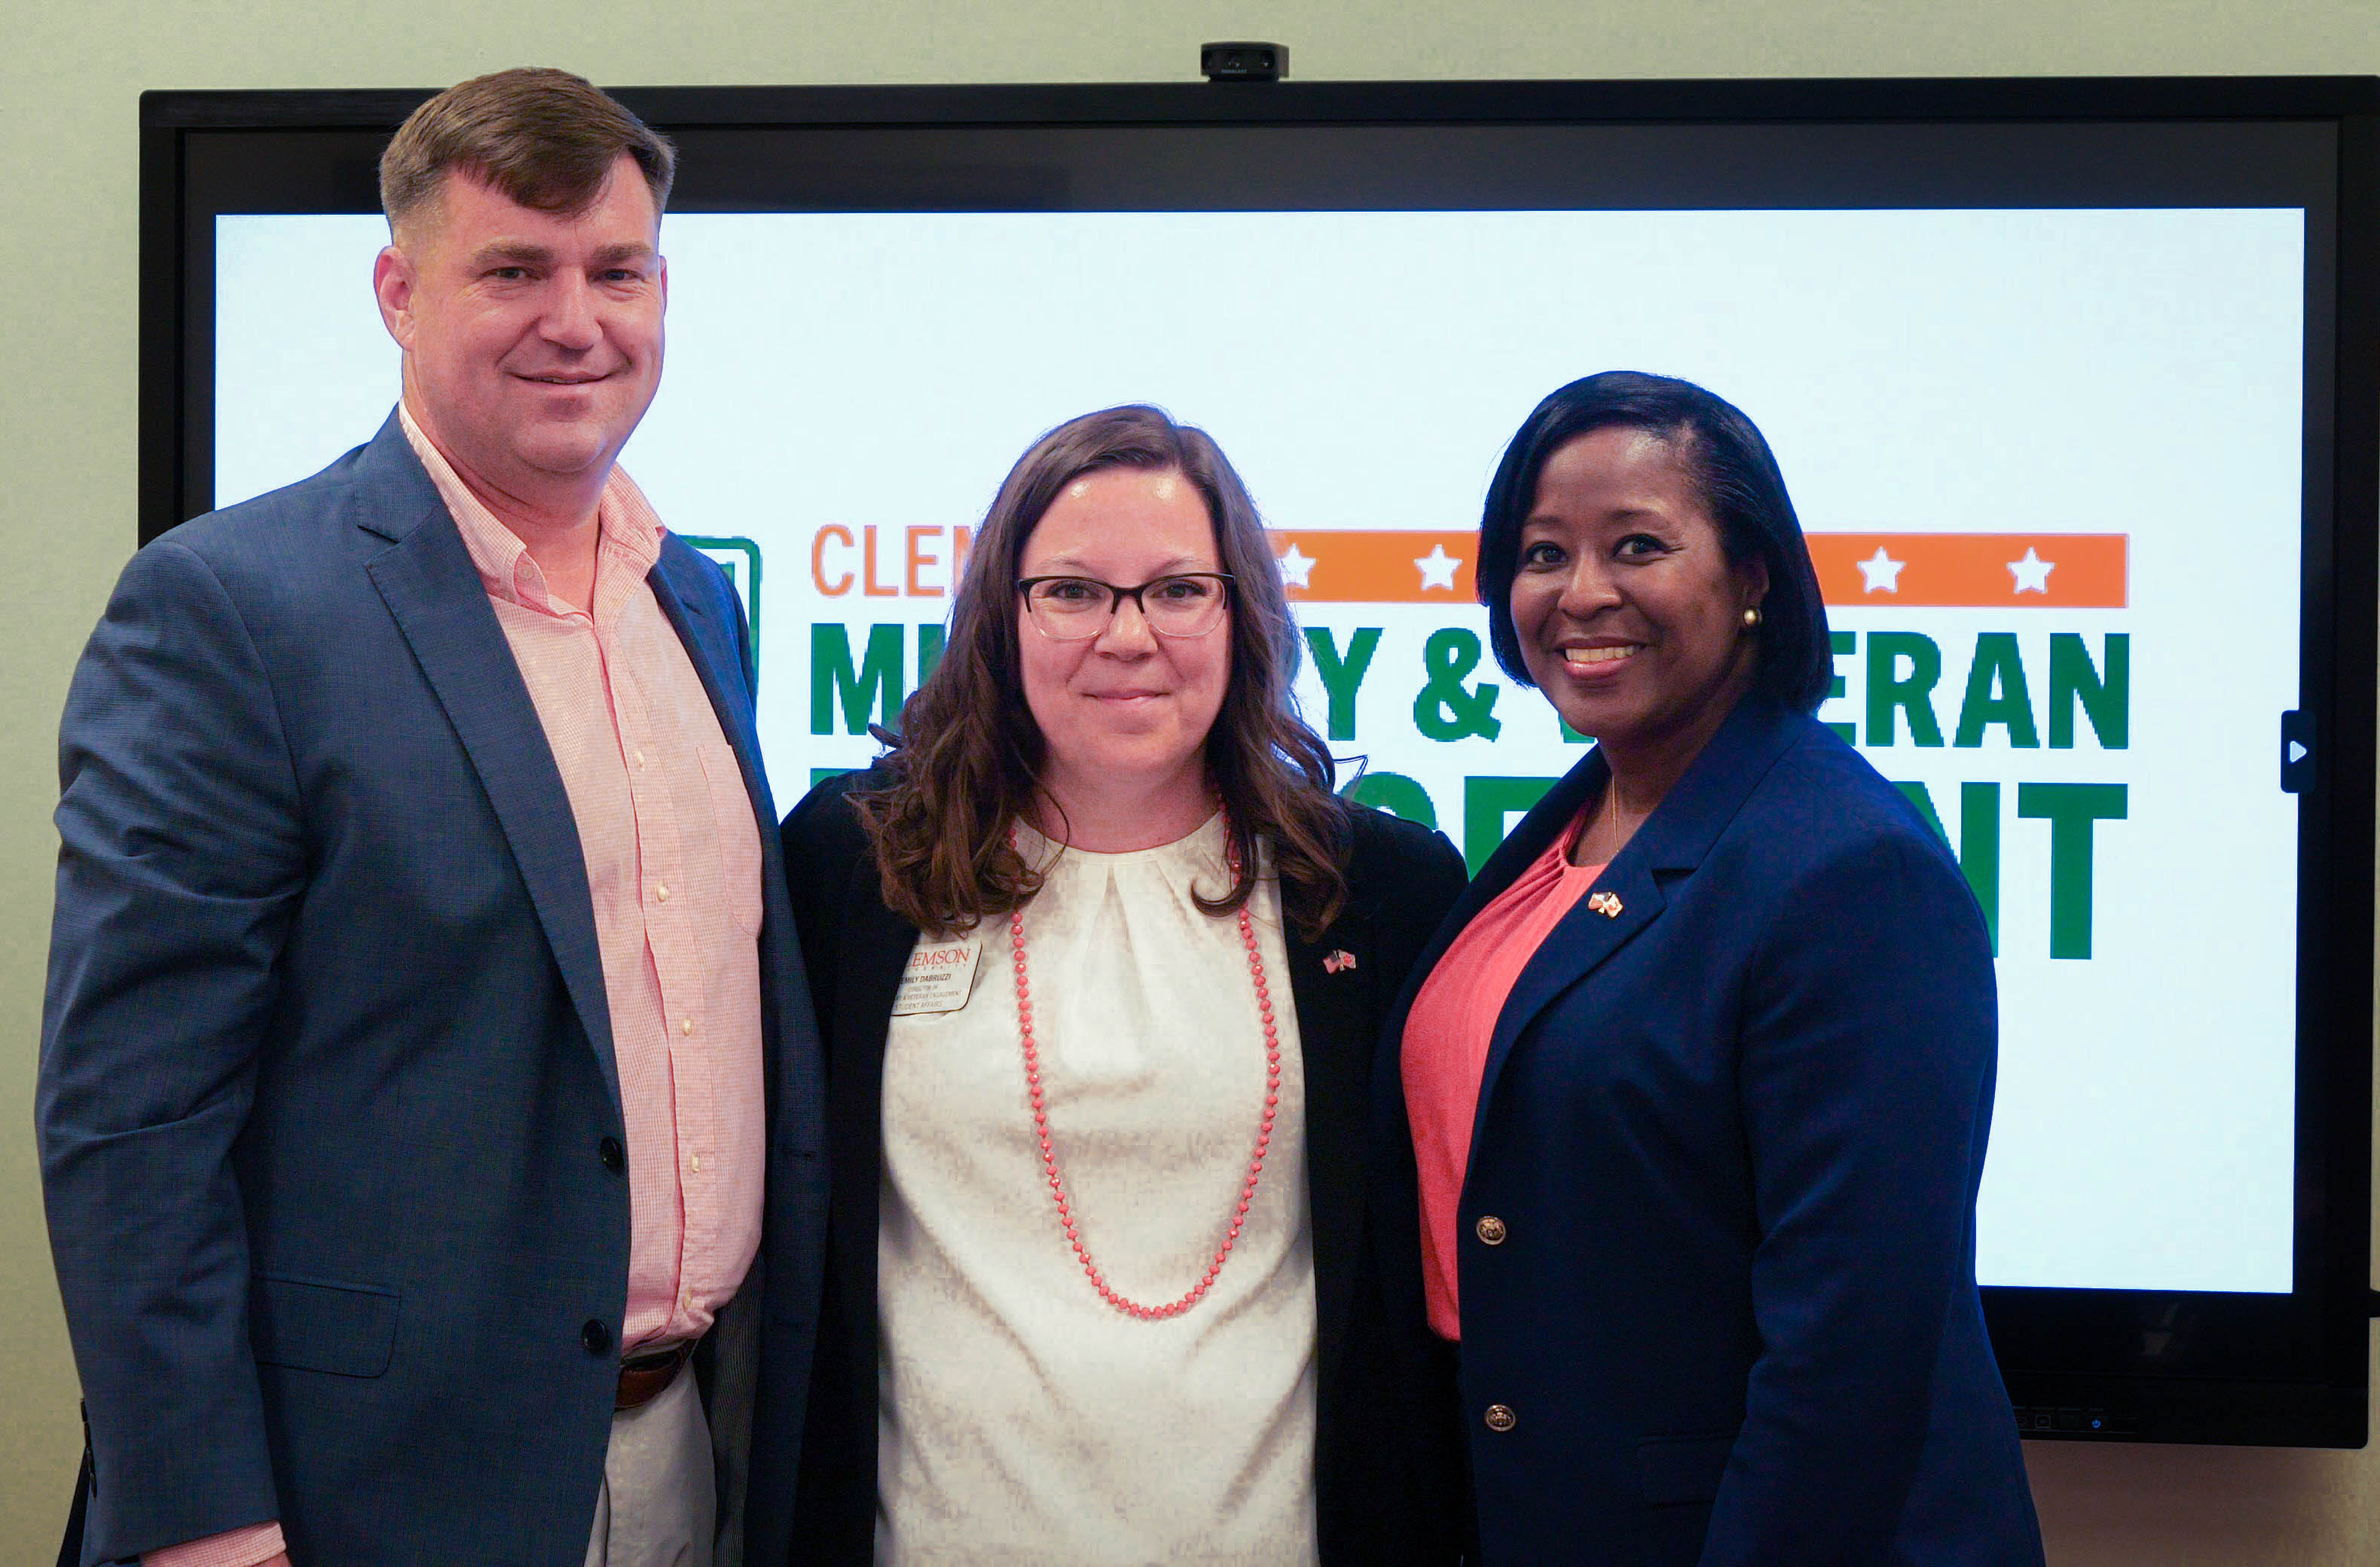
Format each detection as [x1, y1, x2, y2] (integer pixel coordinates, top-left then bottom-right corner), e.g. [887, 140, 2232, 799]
[5, 0, 2375, 1558]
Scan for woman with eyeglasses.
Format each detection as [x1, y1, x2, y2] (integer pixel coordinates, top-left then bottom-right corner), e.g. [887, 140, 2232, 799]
[774, 405, 1469, 1565]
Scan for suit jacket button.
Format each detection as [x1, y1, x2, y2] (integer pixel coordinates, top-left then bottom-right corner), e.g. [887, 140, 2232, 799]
[599, 1136, 625, 1172]
[1483, 1404, 1517, 1433]
[1474, 1214, 1508, 1245]
[582, 1318, 612, 1355]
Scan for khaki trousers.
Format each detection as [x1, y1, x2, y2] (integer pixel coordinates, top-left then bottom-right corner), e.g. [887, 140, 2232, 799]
[584, 1361, 716, 1567]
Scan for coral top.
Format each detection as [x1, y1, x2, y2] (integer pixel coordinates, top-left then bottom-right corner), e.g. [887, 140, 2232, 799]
[1401, 812, 1602, 1340]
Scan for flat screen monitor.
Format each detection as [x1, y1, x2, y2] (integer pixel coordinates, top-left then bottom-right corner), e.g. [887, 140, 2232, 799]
[142, 76, 2380, 1446]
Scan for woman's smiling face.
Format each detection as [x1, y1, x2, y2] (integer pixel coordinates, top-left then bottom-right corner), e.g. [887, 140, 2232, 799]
[1016, 466, 1231, 806]
[1509, 425, 1767, 759]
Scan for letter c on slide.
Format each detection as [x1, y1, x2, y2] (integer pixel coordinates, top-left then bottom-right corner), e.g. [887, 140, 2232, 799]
[813, 524, 856, 596]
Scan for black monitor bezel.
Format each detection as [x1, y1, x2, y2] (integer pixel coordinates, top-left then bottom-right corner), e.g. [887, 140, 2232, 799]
[140, 75, 2379, 1447]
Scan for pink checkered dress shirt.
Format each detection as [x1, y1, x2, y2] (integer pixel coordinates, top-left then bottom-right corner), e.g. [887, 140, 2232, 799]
[147, 410, 766, 1567]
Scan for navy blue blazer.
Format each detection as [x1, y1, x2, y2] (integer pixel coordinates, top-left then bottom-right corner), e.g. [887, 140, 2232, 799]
[1373, 698, 2042, 1565]
[38, 414, 826, 1567]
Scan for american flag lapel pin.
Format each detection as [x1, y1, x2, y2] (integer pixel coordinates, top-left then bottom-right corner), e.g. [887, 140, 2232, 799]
[1323, 948, 1358, 974]
[1587, 891, 1623, 918]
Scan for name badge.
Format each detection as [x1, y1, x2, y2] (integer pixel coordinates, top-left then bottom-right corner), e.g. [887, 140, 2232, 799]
[891, 937, 982, 1016]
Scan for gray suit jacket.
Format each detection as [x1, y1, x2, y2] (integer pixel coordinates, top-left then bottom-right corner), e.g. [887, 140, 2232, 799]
[39, 413, 826, 1565]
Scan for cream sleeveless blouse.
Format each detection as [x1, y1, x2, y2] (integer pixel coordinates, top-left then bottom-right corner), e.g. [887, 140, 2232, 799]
[875, 814, 1320, 1565]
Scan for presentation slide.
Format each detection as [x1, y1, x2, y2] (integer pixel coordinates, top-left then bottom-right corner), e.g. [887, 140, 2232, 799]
[217, 206, 2304, 1294]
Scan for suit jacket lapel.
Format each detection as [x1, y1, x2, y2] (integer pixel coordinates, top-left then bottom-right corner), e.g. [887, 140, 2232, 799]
[356, 421, 621, 1118]
[1469, 859, 1665, 1147]
[649, 546, 771, 822]
[836, 857, 915, 1400]
[1469, 698, 1813, 1143]
[1380, 751, 1607, 1055]
[1286, 900, 1374, 1389]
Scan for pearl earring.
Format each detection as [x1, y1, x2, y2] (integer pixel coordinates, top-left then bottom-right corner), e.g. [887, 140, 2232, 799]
[1742, 606, 1762, 628]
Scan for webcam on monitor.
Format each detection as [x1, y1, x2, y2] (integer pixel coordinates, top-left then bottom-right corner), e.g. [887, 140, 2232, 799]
[1200, 42, 1285, 82]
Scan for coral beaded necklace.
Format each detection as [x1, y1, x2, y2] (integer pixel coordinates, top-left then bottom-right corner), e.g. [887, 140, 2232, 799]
[1007, 822, 1284, 1321]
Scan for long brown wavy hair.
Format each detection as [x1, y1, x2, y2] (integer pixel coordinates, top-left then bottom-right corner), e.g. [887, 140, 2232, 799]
[851, 405, 1352, 938]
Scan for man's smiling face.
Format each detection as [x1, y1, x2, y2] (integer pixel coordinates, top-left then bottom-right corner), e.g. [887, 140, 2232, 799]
[375, 154, 665, 507]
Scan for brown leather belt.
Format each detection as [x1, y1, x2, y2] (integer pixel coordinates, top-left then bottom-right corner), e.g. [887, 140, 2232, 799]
[615, 1339, 694, 1412]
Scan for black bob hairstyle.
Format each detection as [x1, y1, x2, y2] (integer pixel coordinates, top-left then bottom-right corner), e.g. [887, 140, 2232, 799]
[1475, 370, 1835, 714]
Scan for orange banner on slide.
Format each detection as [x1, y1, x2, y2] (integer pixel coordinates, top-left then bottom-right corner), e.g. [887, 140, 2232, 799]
[1267, 530, 2127, 608]
[1271, 530, 1477, 603]
[1805, 533, 2128, 609]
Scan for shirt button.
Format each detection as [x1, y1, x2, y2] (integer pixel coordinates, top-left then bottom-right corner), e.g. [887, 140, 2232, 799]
[689, 1153, 703, 1173]
[1483, 1404, 1517, 1433]
[634, 750, 647, 769]
[681, 1019, 695, 1036]
[655, 884, 670, 902]
[1474, 1215, 1508, 1245]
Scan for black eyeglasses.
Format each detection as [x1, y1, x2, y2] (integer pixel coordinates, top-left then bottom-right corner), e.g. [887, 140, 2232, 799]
[1016, 573, 1236, 640]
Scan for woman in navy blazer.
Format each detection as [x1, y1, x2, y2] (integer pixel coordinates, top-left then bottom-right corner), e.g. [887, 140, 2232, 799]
[1380, 372, 2044, 1564]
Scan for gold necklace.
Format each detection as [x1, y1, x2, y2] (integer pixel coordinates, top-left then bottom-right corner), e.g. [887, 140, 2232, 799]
[1578, 780, 1648, 865]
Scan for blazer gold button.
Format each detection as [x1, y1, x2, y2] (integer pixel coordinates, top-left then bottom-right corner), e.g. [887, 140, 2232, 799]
[1474, 1214, 1508, 1245]
[1483, 1403, 1517, 1432]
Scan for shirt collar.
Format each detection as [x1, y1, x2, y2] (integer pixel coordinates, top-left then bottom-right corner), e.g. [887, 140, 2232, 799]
[397, 402, 666, 614]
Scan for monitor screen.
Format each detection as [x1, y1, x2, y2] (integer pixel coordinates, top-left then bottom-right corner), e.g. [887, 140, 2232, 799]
[150, 79, 2379, 1445]
[216, 200, 2303, 1298]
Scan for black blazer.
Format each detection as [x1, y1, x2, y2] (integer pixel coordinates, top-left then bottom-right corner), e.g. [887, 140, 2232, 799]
[779, 771, 1469, 1565]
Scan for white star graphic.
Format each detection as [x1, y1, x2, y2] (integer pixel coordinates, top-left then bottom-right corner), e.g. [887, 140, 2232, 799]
[2008, 547, 2056, 595]
[1415, 544, 1462, 592]
[1856, 547, 1905, 594]
[1277, 542, 1316, 589]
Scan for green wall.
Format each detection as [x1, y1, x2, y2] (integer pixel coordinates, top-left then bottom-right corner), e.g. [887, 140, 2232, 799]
[6, 0, 2376, 1557]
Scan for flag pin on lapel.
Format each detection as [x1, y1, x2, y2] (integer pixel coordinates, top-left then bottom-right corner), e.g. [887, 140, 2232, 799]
[1323, 948, 1358, 974]
[1586, 891, 1624, 918]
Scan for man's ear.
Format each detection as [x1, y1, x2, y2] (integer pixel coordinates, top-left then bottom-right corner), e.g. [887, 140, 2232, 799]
[374, 243, 417, 351]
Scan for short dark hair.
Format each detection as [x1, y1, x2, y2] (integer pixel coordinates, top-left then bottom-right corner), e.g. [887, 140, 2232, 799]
[379, 68, 674, 235]
[1476, 370, 1833, 713]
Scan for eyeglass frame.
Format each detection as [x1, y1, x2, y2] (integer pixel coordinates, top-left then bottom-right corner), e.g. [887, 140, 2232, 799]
[1014, 572, 1238, 641]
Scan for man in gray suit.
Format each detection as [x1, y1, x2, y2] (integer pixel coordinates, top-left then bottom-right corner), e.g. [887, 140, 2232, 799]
[40, 68, 824, 1567]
